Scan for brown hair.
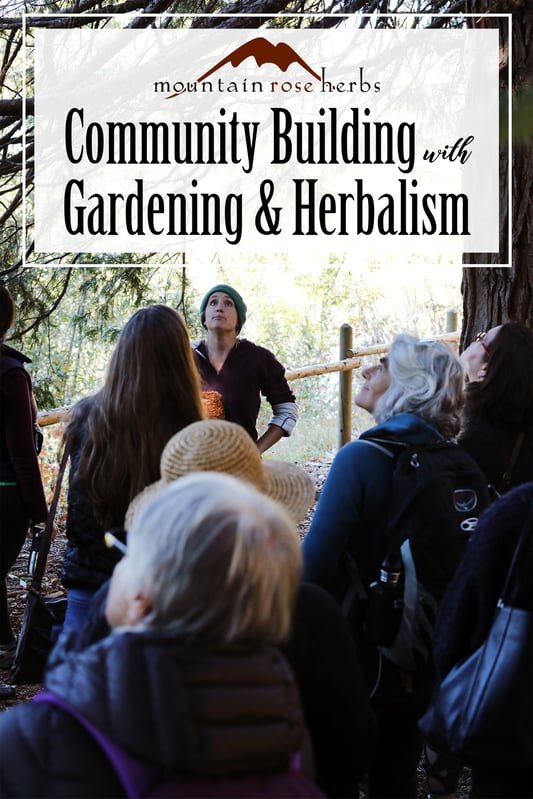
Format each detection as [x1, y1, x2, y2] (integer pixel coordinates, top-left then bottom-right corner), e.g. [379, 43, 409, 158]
[0, 284, 15, 342]
[65, 305, 204, 528]
[466, 322, 533, 432]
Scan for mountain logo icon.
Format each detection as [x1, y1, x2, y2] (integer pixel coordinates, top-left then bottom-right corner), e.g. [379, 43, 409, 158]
[167, 37, 320, 98]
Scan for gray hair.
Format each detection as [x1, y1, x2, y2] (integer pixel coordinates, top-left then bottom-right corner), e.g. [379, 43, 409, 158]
[126, 472, 301, 644]
[373, 334, 464, 437]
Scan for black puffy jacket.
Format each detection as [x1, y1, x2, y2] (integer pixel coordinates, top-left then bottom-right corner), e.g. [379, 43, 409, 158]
[0, 630, 305, 798]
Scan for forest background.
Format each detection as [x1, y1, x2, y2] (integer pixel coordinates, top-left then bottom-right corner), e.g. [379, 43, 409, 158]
[0, 0, 532, 469]
[19, 263, 463, 464]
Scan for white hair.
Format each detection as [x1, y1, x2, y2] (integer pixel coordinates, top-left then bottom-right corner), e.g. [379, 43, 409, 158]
[126, 472, 301, 644]
[374, 334, 464, 437]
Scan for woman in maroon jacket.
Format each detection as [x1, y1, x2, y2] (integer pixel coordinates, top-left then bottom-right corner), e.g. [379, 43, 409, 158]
[193, 284, 297, 453]
[0, 285, 48, 671]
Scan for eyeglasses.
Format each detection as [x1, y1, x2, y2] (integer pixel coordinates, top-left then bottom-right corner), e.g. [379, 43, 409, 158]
[474, 332, 489, 354]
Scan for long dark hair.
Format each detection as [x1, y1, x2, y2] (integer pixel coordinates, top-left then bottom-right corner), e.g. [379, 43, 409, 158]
[466, 322, 533, 432]
[64, 305, 205, 528]
[0, 284, 15, 358]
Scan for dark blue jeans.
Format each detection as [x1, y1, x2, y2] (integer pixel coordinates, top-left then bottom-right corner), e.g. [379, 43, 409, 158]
[63, 587, 97, 634]
[0, 486, 30, 644]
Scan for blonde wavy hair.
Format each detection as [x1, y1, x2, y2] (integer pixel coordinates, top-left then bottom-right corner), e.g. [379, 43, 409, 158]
[126, 472, 301, 644]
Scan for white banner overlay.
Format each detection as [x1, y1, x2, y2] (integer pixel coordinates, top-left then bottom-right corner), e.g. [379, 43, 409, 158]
[34, 25, 500, 261]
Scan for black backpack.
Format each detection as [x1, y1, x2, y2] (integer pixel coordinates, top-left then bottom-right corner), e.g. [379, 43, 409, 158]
[345, 439, 491, 696]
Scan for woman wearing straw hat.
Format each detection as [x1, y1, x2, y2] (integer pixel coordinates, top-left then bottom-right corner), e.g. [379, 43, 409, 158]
[193, 284, 297, 453]
[81, 420, 377, 798]
[125, 418, 315, 528]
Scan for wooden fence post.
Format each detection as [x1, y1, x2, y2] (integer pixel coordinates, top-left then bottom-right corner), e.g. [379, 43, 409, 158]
[446, 308, 458, 333]
[338, 324, 353, 449]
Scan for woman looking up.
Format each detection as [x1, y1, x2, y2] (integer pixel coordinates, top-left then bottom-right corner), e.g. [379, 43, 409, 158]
[303, 337, 468, 600]
[302, 334, 487, 799]
[0, 285, 48, 673]
[459, 322, 533, 492]
[61, 304, 204, 633]
[193, 284, 297, 454]
[354, 356, 391, 416]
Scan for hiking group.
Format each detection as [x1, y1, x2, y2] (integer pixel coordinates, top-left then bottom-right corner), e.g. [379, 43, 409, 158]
[0, 280, 532, 799]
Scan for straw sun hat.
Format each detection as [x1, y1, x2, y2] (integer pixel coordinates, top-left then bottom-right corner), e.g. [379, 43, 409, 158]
[125, 420, 316, 529]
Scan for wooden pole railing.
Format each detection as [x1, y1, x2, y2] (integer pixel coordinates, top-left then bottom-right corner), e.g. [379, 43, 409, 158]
[36, 321, 460, 451]
[335, 320, 460, 448]
[36, 356, 367, 427]
[338, 324, 354, 449]
[37, 406, 72, 426]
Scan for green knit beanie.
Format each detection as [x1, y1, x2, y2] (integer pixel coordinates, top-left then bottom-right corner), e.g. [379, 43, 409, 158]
[200, 284, 247, 333]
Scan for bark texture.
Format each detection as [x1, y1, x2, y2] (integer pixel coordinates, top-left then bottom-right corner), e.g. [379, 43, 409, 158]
[461, 3, 533, 347]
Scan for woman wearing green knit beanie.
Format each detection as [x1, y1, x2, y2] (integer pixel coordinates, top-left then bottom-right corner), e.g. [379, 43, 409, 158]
[194, 284, 298, 454]
[199, 284, 247, 334]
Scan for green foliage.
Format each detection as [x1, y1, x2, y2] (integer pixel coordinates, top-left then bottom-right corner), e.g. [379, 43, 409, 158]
[8, 266, 198, 407]
[0, 0, 465, 454]
[10, 260, 461, 464]
[262, 404, 339, 463]
[188, 262, 460, 461]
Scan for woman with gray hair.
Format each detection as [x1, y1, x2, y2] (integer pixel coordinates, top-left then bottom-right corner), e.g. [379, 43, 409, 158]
[74, 419, 376, 799]
[302, 334, 481, 799]
[0, 473, 323, 797]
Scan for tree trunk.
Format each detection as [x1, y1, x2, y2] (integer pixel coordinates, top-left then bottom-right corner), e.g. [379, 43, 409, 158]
[461, 3, 533, 349]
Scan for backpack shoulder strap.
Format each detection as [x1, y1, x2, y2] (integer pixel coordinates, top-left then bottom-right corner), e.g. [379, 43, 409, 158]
[33, 691, 153, 798]
[362, 437, 406, 460]
[383, 439, 461, 549]
[31, 446, 70, 591]
[499, 431, 525, 493]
